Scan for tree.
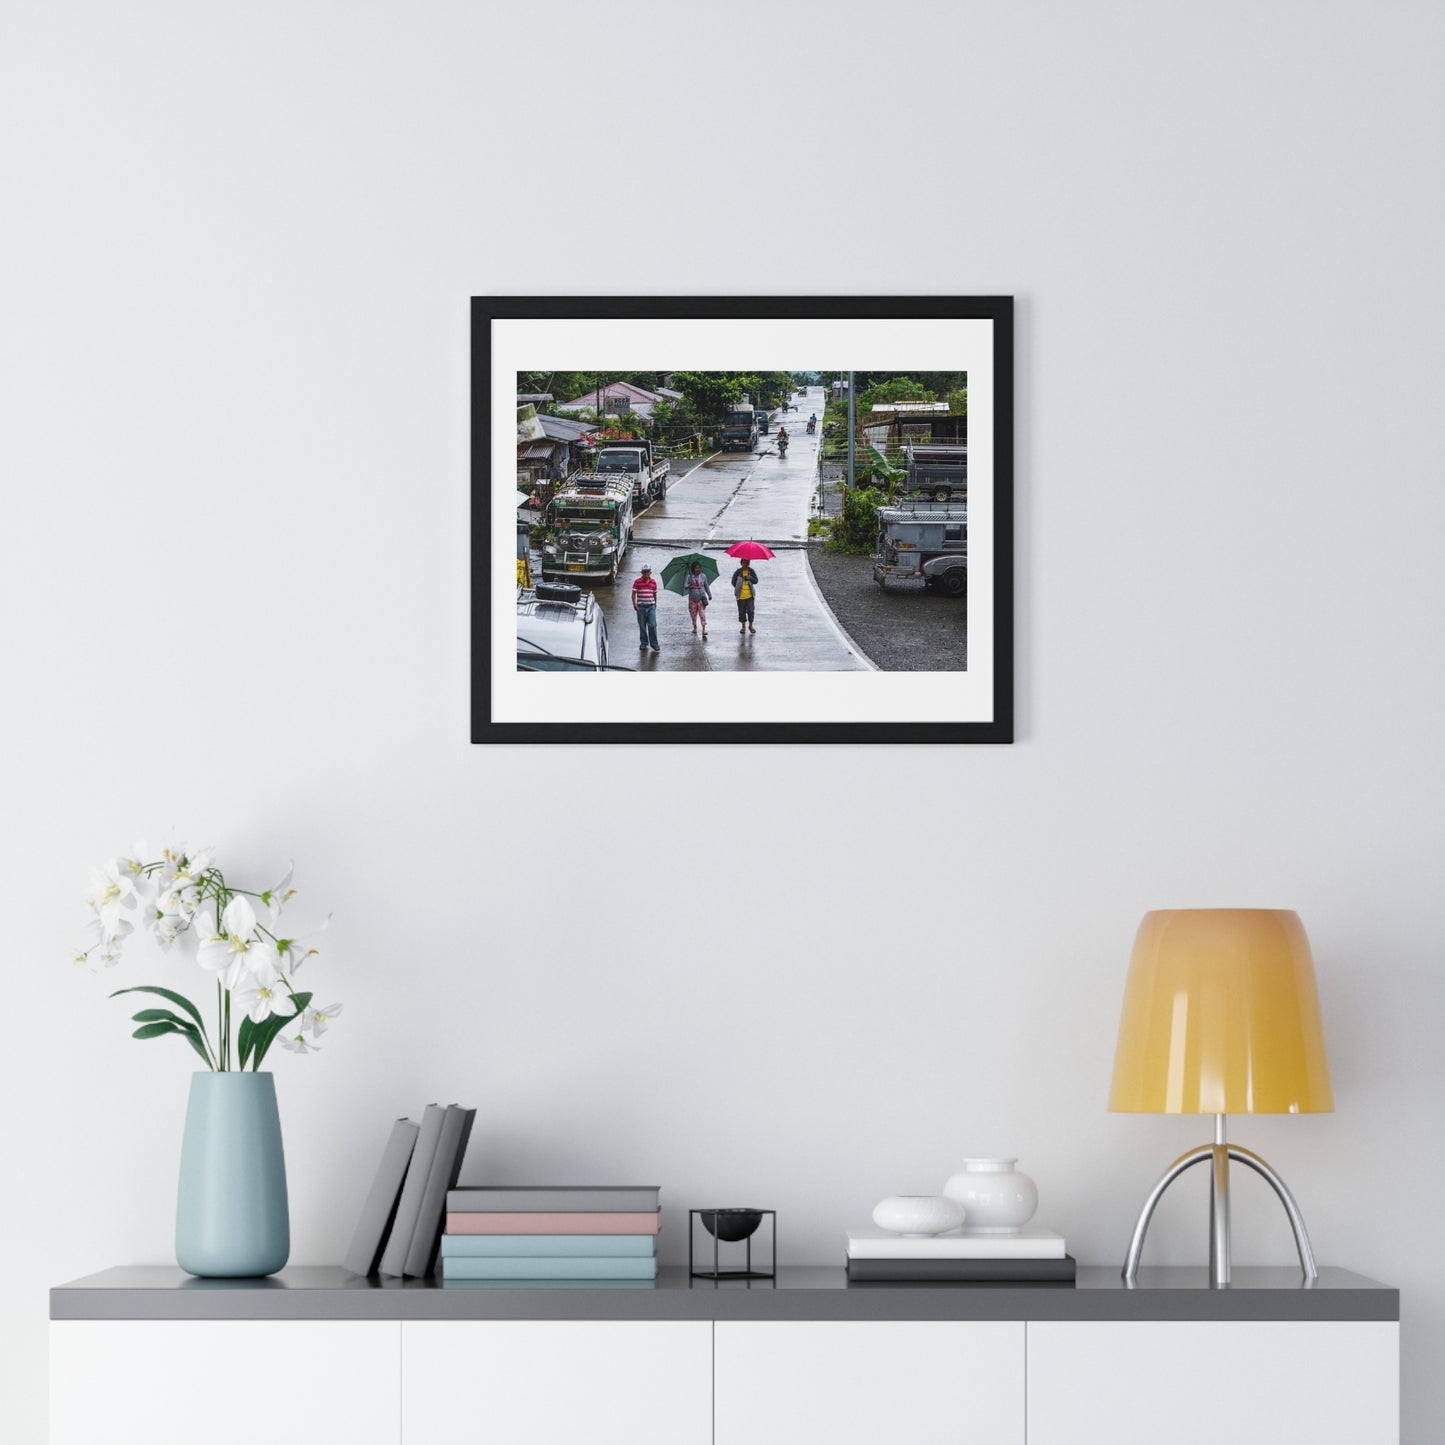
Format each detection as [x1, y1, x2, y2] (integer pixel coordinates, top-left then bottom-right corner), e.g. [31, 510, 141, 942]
[670, 371, 750, 421]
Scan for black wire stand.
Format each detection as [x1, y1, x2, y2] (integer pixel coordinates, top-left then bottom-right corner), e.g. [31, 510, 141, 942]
[689, 1209, 776, 1281]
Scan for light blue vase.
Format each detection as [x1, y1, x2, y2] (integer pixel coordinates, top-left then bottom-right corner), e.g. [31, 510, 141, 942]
[176, 1071, 290, 1277]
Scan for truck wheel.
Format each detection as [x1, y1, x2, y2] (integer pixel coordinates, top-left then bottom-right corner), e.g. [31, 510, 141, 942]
[932, 486, 951, 503]
[942, 568, 966, 597]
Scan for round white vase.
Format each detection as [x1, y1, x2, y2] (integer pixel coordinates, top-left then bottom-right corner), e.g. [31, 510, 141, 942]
[871, 1195, 966, 1237]
[942, 1158, 1038, 1235]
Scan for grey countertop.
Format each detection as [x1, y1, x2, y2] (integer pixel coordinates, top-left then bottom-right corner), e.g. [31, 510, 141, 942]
[51, 1265, 1398, 1323]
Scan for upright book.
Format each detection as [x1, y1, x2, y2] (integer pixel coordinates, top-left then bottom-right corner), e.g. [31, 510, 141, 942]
[404, 1104, 477, 1277]
[343, 1118, 420, 1276]
[379, 1104, 444, 1277]
[447, 1186, 660, 1213]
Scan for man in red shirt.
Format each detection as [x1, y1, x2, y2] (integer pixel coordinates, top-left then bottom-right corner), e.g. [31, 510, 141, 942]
[631, 563, 660, 652]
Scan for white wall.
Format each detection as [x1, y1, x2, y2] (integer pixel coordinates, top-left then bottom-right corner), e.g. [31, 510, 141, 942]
[2, 1, 1442, 1439]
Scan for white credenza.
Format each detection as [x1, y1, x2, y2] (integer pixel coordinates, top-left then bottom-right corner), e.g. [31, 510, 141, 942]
[50, 1266, 1399, 1445]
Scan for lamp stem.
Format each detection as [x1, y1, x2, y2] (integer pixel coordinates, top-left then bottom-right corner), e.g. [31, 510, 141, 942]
[1209, 1113, 1231, 1287]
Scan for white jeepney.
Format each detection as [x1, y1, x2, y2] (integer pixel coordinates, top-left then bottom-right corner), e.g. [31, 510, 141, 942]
[872, 500, 968, 596]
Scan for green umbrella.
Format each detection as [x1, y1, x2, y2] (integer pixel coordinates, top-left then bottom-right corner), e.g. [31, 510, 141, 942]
[660, 552, 720, 596]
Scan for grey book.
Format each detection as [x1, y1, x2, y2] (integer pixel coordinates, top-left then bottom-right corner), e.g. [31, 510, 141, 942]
[379, 1104, 444, 1277]
[342, 1118, 420, 1276]
[403, 1104, 477, 1277]
[446, 1186, 661, 1213]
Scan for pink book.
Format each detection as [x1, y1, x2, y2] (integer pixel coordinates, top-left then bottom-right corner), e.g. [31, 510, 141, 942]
[446, 1210, 661, 1235]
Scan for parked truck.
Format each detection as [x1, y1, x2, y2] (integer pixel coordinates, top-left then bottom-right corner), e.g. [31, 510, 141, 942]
[872, 502, 968, 596]
[589, 439, 670, 507]
[721, 403, 758, 451]
[901, 443, 967, 503]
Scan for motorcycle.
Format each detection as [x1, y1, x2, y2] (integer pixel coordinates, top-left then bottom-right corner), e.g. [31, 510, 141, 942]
[806, 416, 817, 434]
[777, 431, 789, 457]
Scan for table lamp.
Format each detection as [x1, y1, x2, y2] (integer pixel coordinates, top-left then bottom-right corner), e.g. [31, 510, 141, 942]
[1109, 908, 1333, 1287]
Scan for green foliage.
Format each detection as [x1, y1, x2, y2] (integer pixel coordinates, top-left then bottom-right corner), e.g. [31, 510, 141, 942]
[112, 985, 216, 1068]
[946, 388, 968, 415]
[807, 517, 833, 537]
[858, 377, 933, 409]
[828, 485, 884, 554]
[670, 371, 749, 421]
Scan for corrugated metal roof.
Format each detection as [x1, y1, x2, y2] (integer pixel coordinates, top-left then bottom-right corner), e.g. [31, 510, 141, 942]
[871, 402, 951, 413]
[519, 441, 558, 459]
[559, 380, 662, 408]
[538, 415, 597, 441]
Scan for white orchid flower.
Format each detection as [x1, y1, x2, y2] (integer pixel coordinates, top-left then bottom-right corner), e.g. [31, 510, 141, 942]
[274, 1023, 320, 1054]
[97, 942, 126, 967]
[234, 978, 295, 1023]
[302, 1001, 343, 1036]
[195, 896, 263, 990]
[86, 860, 137, 932]
[155, 878, 199, 920]
[115, 843, 155, 900]
[274, 913, 331, 974]
[261, 862, 297, 924]
[246, 937, 283, 987]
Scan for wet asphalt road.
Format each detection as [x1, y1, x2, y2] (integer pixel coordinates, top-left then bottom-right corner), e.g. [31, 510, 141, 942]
[583, 388, 871, 673]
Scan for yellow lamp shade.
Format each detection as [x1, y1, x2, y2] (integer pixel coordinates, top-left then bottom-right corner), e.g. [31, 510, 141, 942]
[1109, 909, 1334, 1115]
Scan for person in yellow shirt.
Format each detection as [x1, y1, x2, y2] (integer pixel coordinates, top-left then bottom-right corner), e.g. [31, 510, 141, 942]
[731, 562, 758, 635]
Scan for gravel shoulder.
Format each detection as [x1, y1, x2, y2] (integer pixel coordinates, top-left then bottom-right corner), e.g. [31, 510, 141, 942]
[806, 544, 968, 673]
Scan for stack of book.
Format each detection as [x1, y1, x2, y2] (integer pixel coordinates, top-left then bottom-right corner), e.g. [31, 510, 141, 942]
[845, 1227, 1076, 1283]
[440, 1186, 662, 1281]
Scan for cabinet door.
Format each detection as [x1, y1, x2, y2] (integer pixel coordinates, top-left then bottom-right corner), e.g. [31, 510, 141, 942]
[714, 1320, 1025, 1445]
[51, 1320, 401, 1445]
[401, 1320, 711, 1445]
[1027, 1321, 1399, 1445]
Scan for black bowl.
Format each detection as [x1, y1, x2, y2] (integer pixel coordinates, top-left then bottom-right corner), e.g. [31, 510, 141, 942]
[700, 1208, 763, 1242]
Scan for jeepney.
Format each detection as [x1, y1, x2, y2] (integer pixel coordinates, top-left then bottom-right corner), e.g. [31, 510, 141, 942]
[872, 502, 968, 596]
[540, 474, 634, 583]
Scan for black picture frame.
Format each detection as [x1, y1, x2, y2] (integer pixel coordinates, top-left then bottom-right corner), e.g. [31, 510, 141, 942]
[473, 295, 1013, 744]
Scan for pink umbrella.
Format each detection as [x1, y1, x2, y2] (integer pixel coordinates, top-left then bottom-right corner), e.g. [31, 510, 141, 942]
[726, 540, 776, 560]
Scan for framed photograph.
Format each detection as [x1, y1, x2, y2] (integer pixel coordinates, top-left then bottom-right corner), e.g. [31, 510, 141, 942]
[473, 296, 1013, 743]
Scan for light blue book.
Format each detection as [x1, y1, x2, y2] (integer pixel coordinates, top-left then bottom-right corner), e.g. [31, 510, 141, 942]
[441, 1255, 659, 1281]
[441, 1234, 656, 1259]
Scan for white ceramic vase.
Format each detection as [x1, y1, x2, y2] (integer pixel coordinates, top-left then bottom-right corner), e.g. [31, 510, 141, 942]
[871, 1194, 967, 1237]
[942, 1158, 1038, 1235]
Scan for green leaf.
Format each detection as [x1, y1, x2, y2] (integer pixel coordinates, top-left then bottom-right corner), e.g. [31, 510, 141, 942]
[250, 992, 311, 1071]
[132, 1021, 180, 1040]
[177, 1027, 214, 1068]
[132, 1011, 215, 1069]
[132, 1008, 192, 1027]
[238, 1015, 256, 1070]
[111, 986, 209, 1038]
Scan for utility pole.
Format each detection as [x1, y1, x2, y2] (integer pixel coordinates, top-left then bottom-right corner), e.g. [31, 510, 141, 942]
[846, 370, 856, 490]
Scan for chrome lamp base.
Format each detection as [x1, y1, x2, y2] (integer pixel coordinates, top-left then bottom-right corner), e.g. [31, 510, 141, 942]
[1122, 1115, 1319, 1288]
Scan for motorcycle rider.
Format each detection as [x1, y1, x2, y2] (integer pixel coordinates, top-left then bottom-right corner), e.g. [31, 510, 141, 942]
[777, 425, 789, 455]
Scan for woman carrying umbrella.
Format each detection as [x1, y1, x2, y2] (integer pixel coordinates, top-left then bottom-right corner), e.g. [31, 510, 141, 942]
[683, 561, 713, 638]
[660, 552, 720, 640]
[725, 540, 774, 636]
